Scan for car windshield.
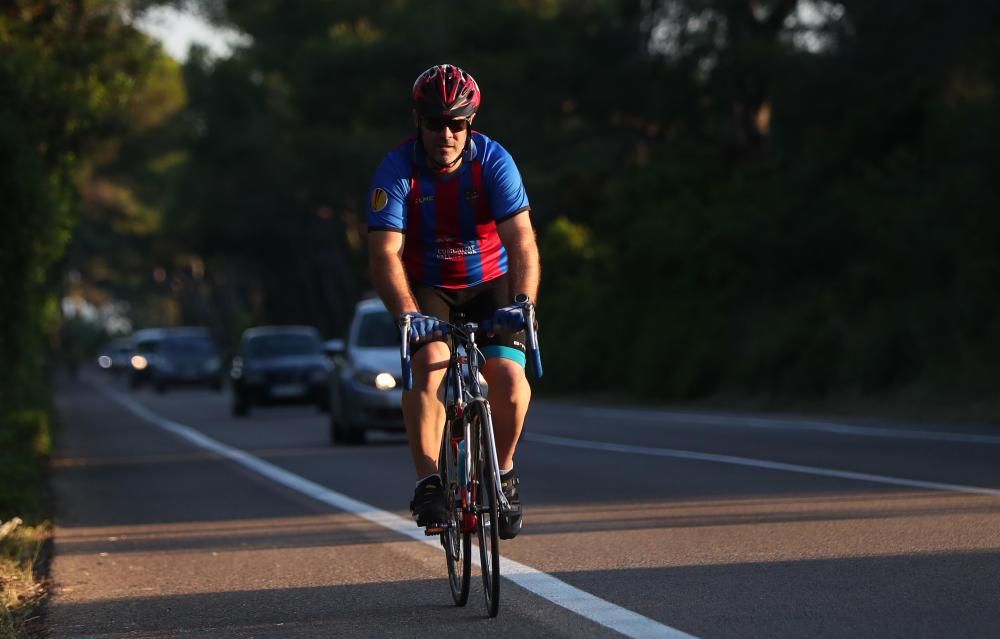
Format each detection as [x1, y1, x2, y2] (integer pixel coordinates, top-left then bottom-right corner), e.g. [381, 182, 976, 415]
[161, 336, 215, 355]
[357, 311, 400, 348]
[247, 333, 321, 357]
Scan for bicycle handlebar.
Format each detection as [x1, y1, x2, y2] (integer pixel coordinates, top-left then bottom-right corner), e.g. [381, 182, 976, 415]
[399, 313, 413, 390]
[398, 306, 543, 391]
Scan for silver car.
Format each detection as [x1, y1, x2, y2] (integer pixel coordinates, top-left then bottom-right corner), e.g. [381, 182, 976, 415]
[326, 298, 404, 444]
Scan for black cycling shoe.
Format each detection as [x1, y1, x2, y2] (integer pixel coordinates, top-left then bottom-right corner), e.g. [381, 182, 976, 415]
[410, 475, 447, 532]
[498, 468, 522, 540]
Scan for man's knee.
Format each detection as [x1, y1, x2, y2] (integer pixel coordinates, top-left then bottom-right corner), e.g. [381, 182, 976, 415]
[483, 357, 528, 395]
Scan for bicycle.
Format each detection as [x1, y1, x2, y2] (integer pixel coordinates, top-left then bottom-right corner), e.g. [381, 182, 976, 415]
[399, 304, 542, 617]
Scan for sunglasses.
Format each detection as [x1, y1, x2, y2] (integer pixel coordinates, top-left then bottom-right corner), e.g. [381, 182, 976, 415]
[421, 117, 470, 133]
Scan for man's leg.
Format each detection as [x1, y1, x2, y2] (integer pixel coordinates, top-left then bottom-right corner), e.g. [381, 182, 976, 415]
[403, 340, 450, 478]
[483, 357, 529, 539]
[404, 339, 451, 529]
[482, 357, 530, 469]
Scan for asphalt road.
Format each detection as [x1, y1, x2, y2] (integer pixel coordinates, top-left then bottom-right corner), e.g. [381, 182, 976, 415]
[46, 371, 1000, 638]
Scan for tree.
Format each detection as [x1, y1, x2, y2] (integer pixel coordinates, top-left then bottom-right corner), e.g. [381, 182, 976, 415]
[0, 0, 163, 518]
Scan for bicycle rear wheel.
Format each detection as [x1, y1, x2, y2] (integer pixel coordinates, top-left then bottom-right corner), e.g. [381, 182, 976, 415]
[441, 421, 471, 605]
[472, 401, 501, 617]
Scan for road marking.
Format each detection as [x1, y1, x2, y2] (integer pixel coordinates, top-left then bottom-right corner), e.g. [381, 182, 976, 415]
[526, 434, 1000, 498]
[98, 385, 698, 639]
[542, 405, 1000, 445]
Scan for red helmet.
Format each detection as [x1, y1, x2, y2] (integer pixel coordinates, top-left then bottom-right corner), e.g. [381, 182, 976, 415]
[411, 64, 481, 118]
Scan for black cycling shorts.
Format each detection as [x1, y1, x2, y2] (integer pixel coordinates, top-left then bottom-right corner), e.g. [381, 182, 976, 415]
[410, 275, 527, 367]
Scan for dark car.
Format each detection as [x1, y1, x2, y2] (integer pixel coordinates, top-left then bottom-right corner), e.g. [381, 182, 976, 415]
[128, 327, 222, 391]
[230, 325, 332, 417]
[149, 328, 224, 393]
[128, 328, 166, 389]
[326, 298, 404, 444]
[97, 337, 134, 375]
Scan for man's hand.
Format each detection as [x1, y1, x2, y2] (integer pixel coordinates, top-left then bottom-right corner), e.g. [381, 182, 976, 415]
[491, 304, 527, 332]
[402, 312, 448, 343]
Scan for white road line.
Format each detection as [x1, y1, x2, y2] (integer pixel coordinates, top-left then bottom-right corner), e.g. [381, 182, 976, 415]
[98, 385, 698, 639]
[526, 434, 1000, 498]
[543, 405, 1000, 445]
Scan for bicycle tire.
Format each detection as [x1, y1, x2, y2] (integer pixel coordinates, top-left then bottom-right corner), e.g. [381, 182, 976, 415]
[472, 401, 501, 617]
[441, 420, 471, 606]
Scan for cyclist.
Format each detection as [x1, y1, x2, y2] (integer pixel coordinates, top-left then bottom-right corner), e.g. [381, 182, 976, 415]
[367, 64, 540, 540]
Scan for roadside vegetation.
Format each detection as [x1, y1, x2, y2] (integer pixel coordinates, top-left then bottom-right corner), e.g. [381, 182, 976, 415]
[1, 3, 172, 635]
[0, 519, 48, 639]
[77, 1, 999, 410]
[7, 1, 989, 418]
[0, 378, 51, 639]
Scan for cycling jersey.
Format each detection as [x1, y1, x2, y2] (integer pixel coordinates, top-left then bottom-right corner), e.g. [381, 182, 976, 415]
[367, 132, 530, 289]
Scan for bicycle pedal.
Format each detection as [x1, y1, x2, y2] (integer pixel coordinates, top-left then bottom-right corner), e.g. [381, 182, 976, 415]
[424, 525, 446, 535]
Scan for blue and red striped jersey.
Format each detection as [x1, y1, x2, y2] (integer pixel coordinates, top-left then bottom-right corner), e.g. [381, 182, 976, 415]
[367, 132, 530, 289]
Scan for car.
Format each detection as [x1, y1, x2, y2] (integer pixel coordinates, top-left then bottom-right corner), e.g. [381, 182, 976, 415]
[128, 327, 222, 392]
[326, 298, 405, 444]
[128, 328, 166, 389]
[230, 325, 332, 417]
[149, 328, 224, 393]
[96, 337, 134, 374]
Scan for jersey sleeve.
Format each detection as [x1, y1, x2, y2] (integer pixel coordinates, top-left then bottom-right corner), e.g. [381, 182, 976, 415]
[367, 151, 411, 232]
[482, 141, 530, 222]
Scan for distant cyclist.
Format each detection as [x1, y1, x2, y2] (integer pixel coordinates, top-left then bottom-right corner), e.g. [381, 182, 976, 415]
[367, 64, 540, 539]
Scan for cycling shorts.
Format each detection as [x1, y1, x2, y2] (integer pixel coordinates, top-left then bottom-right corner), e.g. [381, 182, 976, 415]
[410, 275, 527, 367]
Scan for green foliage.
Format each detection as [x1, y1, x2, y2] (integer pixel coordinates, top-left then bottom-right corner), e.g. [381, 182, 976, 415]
[79, 0, 1000, 407]
[517, 0, 1000, 403]
[65, 48, 188, 328]
[0, 1, 164, 519]
[0, 408, 51, 523]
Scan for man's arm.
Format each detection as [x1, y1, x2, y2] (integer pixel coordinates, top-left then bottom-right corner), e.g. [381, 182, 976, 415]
[496, 211, 540, 303]
[369, 230, 419, 318]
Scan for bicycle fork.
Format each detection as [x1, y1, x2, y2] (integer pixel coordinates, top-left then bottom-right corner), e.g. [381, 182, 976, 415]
[450, 406, 478, 534]
[480, 400, 512, 513]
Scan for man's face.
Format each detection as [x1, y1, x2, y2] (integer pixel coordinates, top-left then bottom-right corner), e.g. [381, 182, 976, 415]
[418, 115, 471, 171]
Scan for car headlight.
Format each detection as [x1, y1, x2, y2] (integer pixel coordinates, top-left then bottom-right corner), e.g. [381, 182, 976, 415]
[374, 372, 397, 390]
[353, 369, 398, 390]
[131, 355, 148, 370]
[97, 355, 112, 369]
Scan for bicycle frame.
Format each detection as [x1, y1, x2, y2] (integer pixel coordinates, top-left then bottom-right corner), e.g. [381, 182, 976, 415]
[445, 324, 510, 514]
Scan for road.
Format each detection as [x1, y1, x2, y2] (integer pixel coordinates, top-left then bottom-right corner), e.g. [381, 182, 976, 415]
[46, 371, 1000, 638]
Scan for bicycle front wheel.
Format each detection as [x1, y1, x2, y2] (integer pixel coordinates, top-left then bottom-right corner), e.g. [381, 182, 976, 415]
[441, 421, 471, 606]
[472, 401, 501, 617]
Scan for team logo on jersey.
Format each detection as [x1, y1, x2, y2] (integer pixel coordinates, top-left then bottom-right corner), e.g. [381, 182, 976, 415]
[371, 188, 389, 212]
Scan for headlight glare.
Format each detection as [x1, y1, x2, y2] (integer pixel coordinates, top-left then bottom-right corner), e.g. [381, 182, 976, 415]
[374, 372, 397, 390]
[353, 369, 398, 390]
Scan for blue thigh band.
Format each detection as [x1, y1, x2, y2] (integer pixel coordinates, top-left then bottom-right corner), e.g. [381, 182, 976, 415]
[481, 345, 526, 368]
